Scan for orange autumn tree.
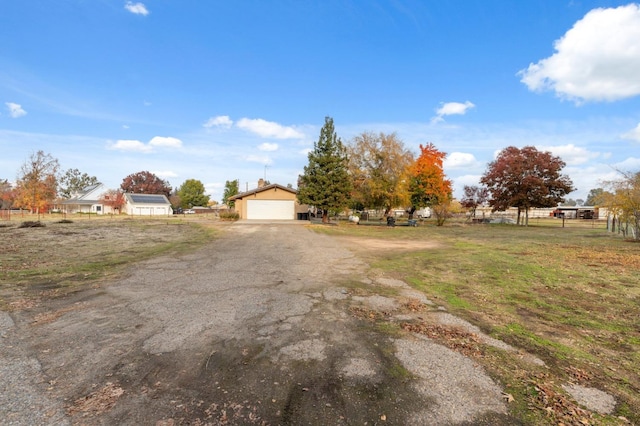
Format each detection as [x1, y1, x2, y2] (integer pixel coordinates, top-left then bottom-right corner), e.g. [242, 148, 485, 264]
[408, 143, 452, 225]
[14, 150, 60, 217]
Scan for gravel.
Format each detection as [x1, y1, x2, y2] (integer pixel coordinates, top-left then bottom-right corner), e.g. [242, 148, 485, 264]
[0, 312, 69, 426]
[394, 334, 507, 425]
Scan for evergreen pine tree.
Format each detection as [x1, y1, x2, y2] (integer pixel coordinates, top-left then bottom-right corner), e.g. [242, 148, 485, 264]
[297, 117, 352, 222]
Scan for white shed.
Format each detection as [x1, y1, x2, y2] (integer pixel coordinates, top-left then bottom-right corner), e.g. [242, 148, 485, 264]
[124, 193, 173, 216]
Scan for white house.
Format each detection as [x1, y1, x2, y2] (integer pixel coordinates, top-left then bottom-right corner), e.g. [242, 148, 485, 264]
[123, 193, 173, 216]
[61, 183, 111, 214]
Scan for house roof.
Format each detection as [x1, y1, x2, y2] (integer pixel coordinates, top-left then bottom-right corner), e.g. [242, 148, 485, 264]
[228, 183, 297, 201]
[61, 183, 104, 204]
[124, 193, 171, 204]
[78, 183, 102, 195]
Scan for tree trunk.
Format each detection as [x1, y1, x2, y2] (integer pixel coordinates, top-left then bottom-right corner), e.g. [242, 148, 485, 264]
[322, 212, 329, 223]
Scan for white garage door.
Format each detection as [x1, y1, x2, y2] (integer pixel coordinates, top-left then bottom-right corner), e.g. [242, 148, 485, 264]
[247, 200, 295, 220]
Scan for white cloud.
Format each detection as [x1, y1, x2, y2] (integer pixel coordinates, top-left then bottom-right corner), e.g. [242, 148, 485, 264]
[124, 1, 149, 16]
[258, 142, 278, 151]
[109, 139, 152, 153]
[108, 136, 182, 152]
[149, 136, 183, 148]
[432, 101, 475, 123]
[153, 170, 178, 179]
[203, 115, 234, 129]
[5, 102, 27, 118]
[451, 174, 485, 197]
[244, 154, 273, 165]
[519, 4, 640, 102]
[537, 143, 600, 166]
[237, 118, 304, 139]
[621, 123, 640, 142]
[614, 157, 640, 171]
[444, 152, 478, 169]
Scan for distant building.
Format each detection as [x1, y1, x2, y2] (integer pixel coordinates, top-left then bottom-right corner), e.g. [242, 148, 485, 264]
[123, 193, 173, 216]
[60, 183, 111, 214]
[228, 179, 308, 220]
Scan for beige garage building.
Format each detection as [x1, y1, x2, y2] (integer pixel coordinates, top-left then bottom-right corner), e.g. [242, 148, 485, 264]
[228, 182, 308, 220]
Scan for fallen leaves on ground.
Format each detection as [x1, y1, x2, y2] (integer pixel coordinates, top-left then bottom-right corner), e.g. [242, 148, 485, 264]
[528, 373, 593, 426]
[565, 366, 592, 384]
[400, 322, 483, 357]
[349, 306, 390, 321]
[403, 299, 429, 312]
[67, 382, 124, 417]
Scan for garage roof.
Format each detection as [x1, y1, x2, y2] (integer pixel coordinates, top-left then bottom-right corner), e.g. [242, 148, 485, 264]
[228, 183, 297, 201]
[125, 193, 171, 204]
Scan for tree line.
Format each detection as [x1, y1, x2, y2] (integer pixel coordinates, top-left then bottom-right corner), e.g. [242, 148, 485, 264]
[0, 151, 212, 214]
[2, 118, 638, 237]
[297, 117, 639, 232]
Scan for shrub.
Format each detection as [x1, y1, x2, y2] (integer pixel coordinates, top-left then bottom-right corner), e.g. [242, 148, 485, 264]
[18, 221, 45, 228]
[219, 212, 239, 221]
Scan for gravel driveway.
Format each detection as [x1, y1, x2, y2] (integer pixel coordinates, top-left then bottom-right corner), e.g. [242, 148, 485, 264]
[1, 223, 517, 425]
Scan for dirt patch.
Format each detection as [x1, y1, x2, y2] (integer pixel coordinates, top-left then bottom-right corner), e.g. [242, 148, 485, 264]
[337, 236, 440, 252]
[0, 222, 538, 424]
[0, 219, 204, 307]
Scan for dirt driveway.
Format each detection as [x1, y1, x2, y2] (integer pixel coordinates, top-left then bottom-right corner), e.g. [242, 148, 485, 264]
[1, 223, 517, 425]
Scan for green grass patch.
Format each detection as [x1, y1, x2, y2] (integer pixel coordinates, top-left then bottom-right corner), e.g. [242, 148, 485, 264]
[315, 220, 640, 423]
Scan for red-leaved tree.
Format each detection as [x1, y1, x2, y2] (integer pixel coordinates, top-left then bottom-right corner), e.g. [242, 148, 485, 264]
[480, 146, 574, 226]
[120, 171, 172, 196]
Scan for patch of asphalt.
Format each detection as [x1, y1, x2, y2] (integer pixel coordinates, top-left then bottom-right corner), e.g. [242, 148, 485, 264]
[562, 384, 617, 415]
[0, 312, 69, 426]
[394, 334, 507, 425]
[352, 294, 401, 312]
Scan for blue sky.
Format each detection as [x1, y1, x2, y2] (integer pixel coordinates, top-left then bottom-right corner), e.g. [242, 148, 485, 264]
[2, 1, 640, 202]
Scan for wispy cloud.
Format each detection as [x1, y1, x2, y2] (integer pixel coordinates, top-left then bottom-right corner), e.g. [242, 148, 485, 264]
[519, 4, 640, 103]
[537, 143, 601, 166]
[431, 101, 475, 123]
[258, 142, 278, 152]
[621, 123, 640, 142]
[153, 170, 178, 179]
[236, 118, 304, 139]
[244, 154, 273, 165]
[108, 136, 183, 153]
[5, 102, 27, 118]
[124, 1, 149, 16]
[613, 157, 640, 171]
[203, 115, 233, 129]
